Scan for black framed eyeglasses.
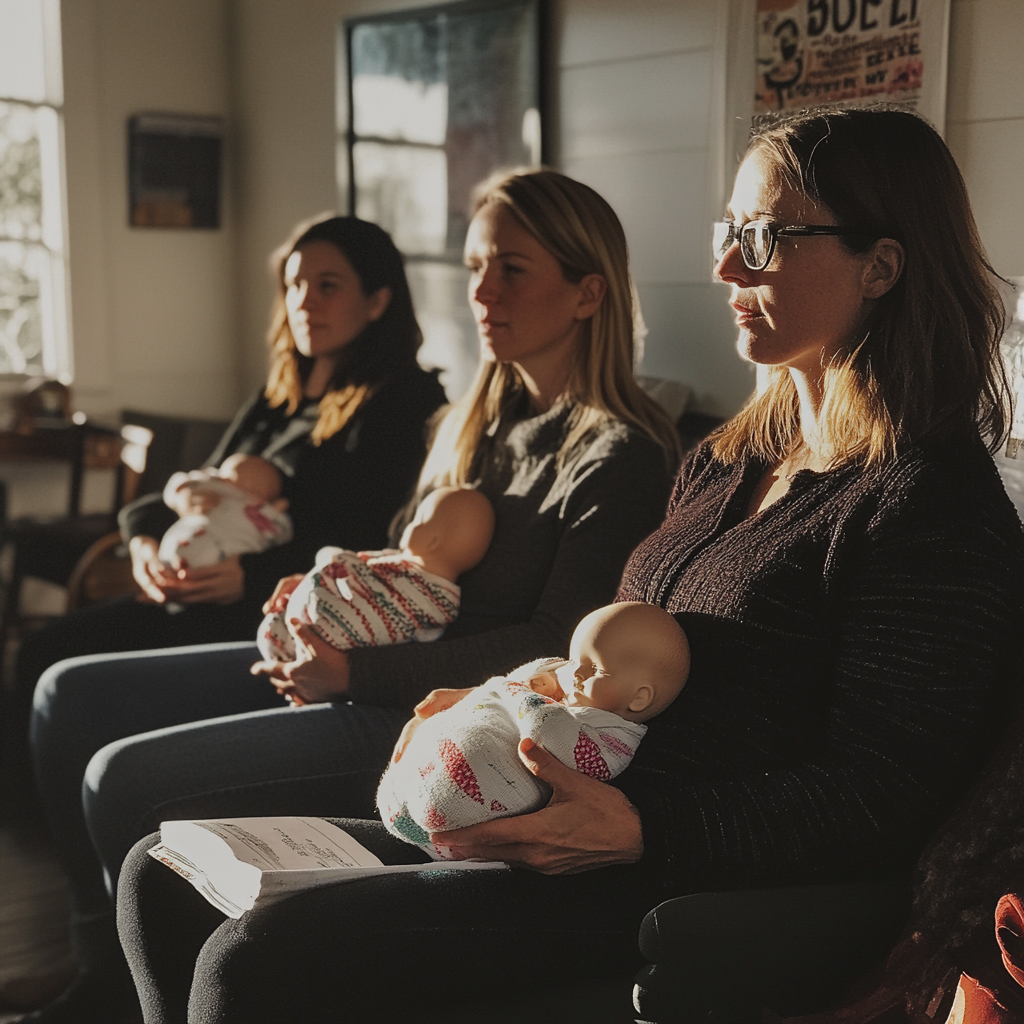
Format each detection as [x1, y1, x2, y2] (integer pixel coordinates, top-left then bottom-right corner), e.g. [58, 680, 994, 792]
[712, 219, 855, 271]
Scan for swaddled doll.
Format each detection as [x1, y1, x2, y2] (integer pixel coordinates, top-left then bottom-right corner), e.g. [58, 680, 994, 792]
[257, 486, 494, 662]
[158, 452, 293, 571]
[377, 601, 690, 857]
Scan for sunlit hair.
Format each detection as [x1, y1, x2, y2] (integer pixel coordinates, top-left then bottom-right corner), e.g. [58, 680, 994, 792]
[265, 215, 423, 445]
[417, 168, 680, 489]
[711, 105, 1011, 469]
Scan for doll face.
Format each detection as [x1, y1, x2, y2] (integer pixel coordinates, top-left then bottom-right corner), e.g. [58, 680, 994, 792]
[560, 625, 639, 718]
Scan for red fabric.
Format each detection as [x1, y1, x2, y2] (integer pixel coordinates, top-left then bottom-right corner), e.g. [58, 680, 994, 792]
[948, 972, 1020, 1024]
[995, 893, 1024, 990]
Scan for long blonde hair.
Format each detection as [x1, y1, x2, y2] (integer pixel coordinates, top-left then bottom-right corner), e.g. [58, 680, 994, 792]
[265, 215, 423, 445]
[417, 168, 680, 489]
[711, 107, 1010, 469]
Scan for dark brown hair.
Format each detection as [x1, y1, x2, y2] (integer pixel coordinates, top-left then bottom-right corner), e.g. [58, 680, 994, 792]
[712, 106, 1011, 469]
[265, 215, 423, 444]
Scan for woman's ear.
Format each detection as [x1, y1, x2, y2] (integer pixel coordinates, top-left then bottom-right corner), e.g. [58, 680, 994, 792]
[862, 239, 904, 300]
[367, 286, 393, 322]
[574, 273, 608, 321]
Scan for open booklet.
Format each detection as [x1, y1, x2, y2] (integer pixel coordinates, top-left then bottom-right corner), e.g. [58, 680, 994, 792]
[149, 816, 508, 919]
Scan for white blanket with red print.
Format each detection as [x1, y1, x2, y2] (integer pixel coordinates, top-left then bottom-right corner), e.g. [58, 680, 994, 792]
[377, 659, 647, 858]
[158, 477, 293, 571]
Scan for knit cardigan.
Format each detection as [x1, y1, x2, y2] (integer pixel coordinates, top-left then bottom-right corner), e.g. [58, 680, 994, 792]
[615, 434, 1024, 897]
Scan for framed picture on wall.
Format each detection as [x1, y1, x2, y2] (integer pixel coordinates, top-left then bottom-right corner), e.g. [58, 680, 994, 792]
[342, 0, 542, 261]
[752, 0, 951, 131]
[128, 114, 223, 229]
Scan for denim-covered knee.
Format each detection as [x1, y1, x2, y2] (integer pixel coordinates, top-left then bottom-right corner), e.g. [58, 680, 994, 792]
[83, 736, 162, 899]
[30, 655, 106, 759]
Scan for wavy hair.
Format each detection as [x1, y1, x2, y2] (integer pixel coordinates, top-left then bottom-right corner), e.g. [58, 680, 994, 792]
[417, 168, 680, 489]
[711, 106, 1011, 469]
[265, 215, 423, 445]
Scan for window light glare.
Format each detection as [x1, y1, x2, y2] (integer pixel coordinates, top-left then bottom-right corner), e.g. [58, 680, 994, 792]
[0, 0, 48, 103]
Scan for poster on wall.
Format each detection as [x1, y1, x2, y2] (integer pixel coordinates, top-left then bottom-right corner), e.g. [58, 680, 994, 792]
[754, 0, 951, 130]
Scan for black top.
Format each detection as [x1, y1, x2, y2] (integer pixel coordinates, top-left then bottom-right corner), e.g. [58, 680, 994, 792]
[615, 434, 1024, 897]
[119, 364, 447, 605]
[346, 395, 675, 708]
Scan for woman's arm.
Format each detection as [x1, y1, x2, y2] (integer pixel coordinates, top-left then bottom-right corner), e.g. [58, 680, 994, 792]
[239, 368, 445, 603]
[618, 476, 1024, 892]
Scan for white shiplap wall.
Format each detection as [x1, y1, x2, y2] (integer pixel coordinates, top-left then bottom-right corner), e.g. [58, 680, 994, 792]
[556, 0, 754, 415]
[946, 0, 1024, 280]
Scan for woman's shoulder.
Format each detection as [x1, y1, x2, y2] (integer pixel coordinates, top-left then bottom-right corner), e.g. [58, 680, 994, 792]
[371, 364, 447, 408]
[860, 433, 1024, 548]
[572, 410, 671, 465]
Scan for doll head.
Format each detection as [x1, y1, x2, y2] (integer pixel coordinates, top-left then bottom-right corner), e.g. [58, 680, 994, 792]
[218, 454, 283, 503]
[532, 602, 689, 723]
[399, 486, 495, 584]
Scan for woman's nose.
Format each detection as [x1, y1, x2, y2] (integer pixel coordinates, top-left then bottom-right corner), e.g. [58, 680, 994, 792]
[471, 265, 499, 306]
[714, 241, 749, 286]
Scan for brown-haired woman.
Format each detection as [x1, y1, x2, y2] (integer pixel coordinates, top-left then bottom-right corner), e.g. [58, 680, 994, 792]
[110, 109, 1023, 1023]
[15, 215, 446, 689]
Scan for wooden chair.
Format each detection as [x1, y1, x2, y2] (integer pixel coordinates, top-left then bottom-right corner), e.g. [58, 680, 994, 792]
[0, 418, 130, 652]
[0, 410, 230, 669]
[62, 409, 231, 613]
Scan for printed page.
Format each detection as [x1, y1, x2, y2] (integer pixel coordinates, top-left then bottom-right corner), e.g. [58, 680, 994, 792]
[160, 817, 385, 872]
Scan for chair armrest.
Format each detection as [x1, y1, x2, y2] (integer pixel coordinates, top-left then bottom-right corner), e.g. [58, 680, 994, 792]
[65, 531, 138, 611]
[633, 881, 909, 1023]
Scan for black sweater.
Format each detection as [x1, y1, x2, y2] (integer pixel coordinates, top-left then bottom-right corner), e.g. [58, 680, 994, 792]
[346, 396, 674, 708]
[615, 435, 1024, 897]
[119, 365, 446, 606]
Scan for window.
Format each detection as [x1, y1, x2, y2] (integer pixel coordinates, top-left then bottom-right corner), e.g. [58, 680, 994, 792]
[344, 0, 541, 260]
[341, 0, 541, 399]
[0, 0, 70, 381]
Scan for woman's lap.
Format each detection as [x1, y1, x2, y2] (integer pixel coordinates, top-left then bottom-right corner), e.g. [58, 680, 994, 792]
[119, 823, 653, 1024]
[16, 594, 264, 694]
[31, 642, 407, 930]
[84, 693, 408, 891]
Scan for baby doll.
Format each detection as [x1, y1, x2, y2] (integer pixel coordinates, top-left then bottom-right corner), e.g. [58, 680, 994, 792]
[377, 601, 690, 857]
[158, 453, 293, 571]
[256, 486, 494, 662]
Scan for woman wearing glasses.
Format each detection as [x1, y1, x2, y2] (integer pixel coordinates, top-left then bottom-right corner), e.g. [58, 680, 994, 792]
[113, 107, 1024, 1023]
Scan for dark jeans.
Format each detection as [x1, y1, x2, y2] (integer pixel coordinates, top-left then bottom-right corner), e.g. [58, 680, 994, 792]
[15, 593, 266, 694]
[117, 823, 653, 1024]
[29, 642, 409, 974]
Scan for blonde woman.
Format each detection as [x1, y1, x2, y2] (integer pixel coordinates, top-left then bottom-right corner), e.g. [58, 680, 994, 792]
[28, 171, 679, 1023]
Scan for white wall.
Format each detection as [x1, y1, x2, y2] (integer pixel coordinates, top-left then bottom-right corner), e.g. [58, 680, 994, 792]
[946, 0, 1024, 280]
[61, 0, 240, 422]
[555, 0, 753, 414]
[59, 0, 1024, 422]
[229, 0, 755, 414]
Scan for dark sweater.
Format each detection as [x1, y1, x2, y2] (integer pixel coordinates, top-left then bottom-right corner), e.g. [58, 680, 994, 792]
[615, 434, 1024, 897]
[346, 396, 674, 708]
[119, 365, 447, 605]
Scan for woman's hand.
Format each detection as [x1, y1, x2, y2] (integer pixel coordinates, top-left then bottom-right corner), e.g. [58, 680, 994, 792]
[250, 621, 351, 705]
[262, 574, 305, 615]
[129, 536, 182, 604]
[431, 738, 643, 874]
[392, 687, 476, 763]
[170, 556, 245, 605]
